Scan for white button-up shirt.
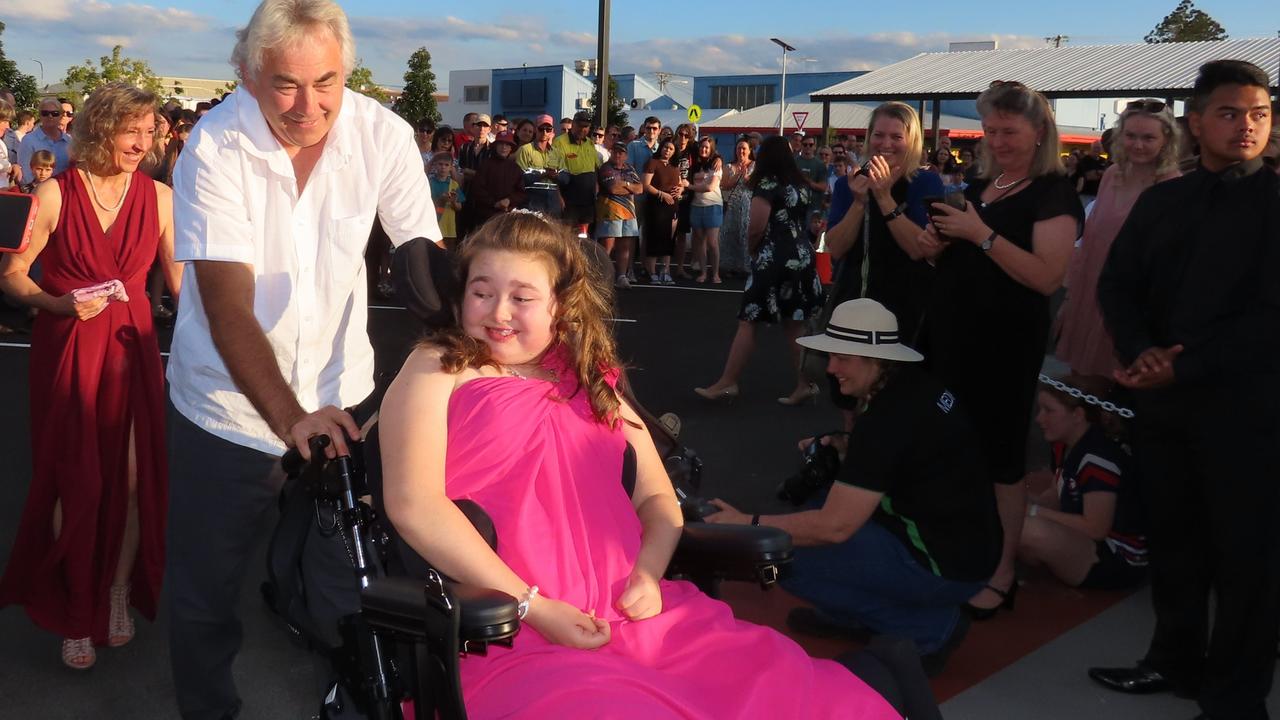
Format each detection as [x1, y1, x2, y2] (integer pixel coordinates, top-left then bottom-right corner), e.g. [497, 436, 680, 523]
[168, 88, 440, 455]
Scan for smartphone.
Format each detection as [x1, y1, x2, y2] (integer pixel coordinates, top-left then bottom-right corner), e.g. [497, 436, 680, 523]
[0, 192, 38, 254]
[923, 190, 966, 221]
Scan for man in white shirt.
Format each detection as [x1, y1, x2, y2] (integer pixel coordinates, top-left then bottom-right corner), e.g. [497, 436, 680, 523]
[165, 1, 439, 717]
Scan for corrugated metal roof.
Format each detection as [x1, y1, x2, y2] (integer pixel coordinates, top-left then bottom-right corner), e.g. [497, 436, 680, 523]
[811, 38, 1280, 100]
[699, 101, 984, 132]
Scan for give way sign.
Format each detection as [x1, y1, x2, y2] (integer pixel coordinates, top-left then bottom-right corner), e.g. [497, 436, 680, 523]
[792, 111, 810, 130]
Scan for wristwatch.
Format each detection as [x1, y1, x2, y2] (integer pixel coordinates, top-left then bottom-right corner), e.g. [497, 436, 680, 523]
[980, 230, 998, 252]
[882, 203, 906, 222]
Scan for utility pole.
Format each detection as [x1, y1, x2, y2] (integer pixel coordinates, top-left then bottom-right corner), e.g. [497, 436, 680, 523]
[594, 0, 611, 128]
[1044, 35, 1070, 48]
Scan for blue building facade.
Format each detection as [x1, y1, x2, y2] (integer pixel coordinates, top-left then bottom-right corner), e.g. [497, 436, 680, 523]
[693, 71, 866, 112]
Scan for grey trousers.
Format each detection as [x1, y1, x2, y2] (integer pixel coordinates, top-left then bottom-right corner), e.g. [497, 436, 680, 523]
[165, 404, 358, 720]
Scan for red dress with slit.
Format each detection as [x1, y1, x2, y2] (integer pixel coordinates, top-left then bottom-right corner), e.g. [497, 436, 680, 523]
[0, 168, 168, 644]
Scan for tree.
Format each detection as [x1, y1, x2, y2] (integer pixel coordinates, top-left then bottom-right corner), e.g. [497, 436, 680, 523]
[346, 59, 389, 103]
[63, 45, 164, 100]
[1145, 0, 1228, 43]
[395, 47, 441, 127]
[587, 75, 629, 131]
[0, 21, 40, 109]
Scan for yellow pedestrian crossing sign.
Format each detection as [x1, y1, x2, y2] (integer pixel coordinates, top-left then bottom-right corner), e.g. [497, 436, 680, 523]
[688, 105, 702, 123]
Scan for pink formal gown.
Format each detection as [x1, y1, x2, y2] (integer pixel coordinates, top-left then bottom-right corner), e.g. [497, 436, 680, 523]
[1057, 164, 1179, 377]
[442, 350, 898, 719]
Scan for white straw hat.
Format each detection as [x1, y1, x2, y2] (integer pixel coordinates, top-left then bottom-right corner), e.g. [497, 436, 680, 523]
[796, 298, 924, 363]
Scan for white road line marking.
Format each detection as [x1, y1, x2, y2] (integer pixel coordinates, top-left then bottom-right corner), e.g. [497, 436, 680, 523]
[629, 284, 742, 294]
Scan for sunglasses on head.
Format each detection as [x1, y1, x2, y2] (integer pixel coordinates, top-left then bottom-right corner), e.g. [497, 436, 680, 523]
[1126, 99, 1167, 113]
[41, 110, 73, 118]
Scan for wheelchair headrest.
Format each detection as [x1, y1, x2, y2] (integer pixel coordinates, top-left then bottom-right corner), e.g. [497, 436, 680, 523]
[391, 236, 458, 329]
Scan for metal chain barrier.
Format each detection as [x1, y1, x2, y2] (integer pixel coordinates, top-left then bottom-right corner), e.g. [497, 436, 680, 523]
[1038, 374, 1136, 419]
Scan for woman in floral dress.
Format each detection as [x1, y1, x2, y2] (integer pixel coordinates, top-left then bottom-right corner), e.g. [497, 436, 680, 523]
[719, 137, 755, 277]
[695, 136, 825, 404]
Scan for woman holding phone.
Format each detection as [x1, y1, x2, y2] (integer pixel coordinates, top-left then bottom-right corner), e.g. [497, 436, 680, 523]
[917, 81, 1083, 618]
[0, 83, 181, 670]
[824, 101, 943, 353]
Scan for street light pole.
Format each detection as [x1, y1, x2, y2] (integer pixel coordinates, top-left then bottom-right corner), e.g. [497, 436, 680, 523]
[30, 59, 44, 87]
[771, 38, 795, 136]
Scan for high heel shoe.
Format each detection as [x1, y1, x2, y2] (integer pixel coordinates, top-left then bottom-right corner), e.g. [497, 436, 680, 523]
[108, 583, 135, 647]
[964, 576, 1019, 621]
[62, 637, 95, 670]
[693, 384, 739, 402]
[777, 382, 819, 406]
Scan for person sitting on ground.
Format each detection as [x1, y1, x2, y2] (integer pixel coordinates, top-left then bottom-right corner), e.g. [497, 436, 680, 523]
[378, 212, 900, 719]
[1018, 375, 1147, 590]
[706, 298, 1002, 674]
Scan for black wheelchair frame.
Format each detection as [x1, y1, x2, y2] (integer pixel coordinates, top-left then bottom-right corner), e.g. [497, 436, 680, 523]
[264, 422, 796, 720]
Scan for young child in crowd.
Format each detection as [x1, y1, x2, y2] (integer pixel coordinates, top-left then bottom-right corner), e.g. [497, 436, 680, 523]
[21, 150, 56, 194]
[428, 152, 464, 250]
[1017, 375, 1147, 590]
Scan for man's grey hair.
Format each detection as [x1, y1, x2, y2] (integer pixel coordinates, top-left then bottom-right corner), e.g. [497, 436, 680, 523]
[230, 0, 356, 82]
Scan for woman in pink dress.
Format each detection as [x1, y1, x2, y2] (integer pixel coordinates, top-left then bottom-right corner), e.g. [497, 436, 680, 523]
[378, 212, 898, 718]
[0, 83, 181, 669]
[1056, 100, 1181, 377]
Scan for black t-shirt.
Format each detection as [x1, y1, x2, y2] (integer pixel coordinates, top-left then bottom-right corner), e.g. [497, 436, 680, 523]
[1075, 155, 1108, 196]
[837, 367, 1003, 581]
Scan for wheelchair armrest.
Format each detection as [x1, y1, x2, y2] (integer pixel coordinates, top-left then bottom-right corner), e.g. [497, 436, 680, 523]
[666, 523, 794, 588]
[361, 575, 520, 645]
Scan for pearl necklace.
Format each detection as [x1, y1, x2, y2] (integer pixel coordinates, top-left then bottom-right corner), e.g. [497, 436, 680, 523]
[993, 173, 1025, 190]
[86, 171, 131, 214]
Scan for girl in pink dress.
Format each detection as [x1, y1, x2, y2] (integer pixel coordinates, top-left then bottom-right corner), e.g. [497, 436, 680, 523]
[378, 212, 898, 718]
[1056, 101, 1182, 377]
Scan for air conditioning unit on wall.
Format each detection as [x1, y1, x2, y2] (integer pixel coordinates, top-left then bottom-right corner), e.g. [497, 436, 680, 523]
[630, 98, 647, 109]
[575, 97, 590, 109]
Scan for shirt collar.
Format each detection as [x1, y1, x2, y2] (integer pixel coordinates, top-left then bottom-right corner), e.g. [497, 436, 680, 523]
[232, 87, 355, 177]
[1201, 156, 1265, 183]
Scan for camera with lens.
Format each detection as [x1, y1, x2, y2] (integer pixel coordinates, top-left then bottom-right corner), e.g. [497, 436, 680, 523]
[776, 436, 844, 506]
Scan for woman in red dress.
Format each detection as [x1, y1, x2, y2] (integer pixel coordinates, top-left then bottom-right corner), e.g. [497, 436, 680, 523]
[0, 83, 181, 669]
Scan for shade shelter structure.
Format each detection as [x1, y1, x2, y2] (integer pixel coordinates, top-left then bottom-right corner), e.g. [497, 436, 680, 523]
[809, 37, 1280, 148]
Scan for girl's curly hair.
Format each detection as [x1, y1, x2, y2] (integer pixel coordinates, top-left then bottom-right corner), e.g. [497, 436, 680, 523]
[427, 212, 624, 426]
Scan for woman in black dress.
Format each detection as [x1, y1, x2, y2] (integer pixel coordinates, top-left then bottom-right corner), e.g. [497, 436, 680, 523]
[918, 81, 1083, 616]
[641, 139, 682, 284]
[695, 136, 825, 404]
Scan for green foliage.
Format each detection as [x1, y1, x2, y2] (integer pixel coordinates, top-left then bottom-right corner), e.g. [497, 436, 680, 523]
[1145, 0, 1228, 43]
[63, 45, 165, 100]
[0, 21, 40, 109]
[346, 59, 389, 103]
[587, 76, 629, 130]
[395, 47, 441, 127]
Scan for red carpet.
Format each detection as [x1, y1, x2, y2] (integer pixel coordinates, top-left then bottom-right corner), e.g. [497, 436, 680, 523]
[719, 571, 1137, 701]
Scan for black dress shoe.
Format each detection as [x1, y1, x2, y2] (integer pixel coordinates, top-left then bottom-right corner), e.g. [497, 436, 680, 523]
[1088, 664, 1176, 694]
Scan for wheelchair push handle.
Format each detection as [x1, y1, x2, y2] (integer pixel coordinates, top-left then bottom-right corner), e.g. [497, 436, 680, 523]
[281, 434, 337, 476]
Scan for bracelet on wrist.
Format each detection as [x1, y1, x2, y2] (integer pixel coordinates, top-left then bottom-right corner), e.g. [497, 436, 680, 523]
[517, 585, 540, 620]
[750, 513, 761, 527]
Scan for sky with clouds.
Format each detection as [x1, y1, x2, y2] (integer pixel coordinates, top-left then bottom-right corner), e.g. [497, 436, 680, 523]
[2, 0, 1272, 92]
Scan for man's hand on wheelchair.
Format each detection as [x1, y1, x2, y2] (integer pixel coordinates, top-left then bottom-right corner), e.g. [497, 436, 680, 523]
[525, 595, 612, 650]
[616, 569, 662, 622]
[285, 405, 362, 461]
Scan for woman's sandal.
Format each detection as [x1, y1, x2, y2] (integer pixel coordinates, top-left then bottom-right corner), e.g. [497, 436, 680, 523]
[62, 637, 95, 670]
[108, 583, 135, 647]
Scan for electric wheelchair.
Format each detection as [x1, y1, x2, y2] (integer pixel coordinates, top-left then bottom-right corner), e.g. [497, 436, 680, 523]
[260, 237, 797, 720]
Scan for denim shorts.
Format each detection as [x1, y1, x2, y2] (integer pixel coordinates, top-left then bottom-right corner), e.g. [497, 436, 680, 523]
[690, 203, 724, 230]
[596, 218, 640, 239]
